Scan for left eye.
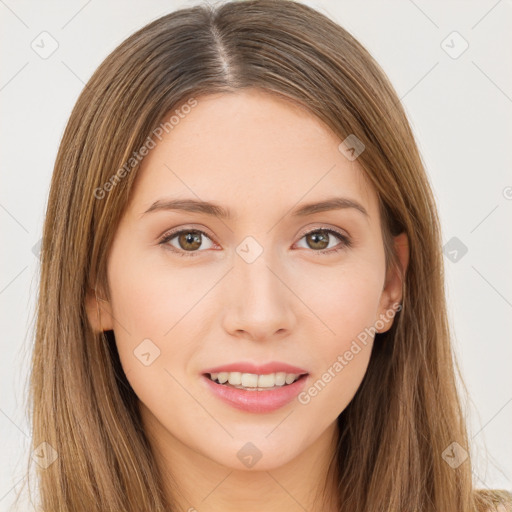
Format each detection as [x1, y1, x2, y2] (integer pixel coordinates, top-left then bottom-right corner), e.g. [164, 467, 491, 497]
[295, 228, 350, 252]
[159, 227, 351, 257]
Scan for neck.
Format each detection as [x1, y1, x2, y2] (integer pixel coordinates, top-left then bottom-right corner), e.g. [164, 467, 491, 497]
[141, 404, 341, 512]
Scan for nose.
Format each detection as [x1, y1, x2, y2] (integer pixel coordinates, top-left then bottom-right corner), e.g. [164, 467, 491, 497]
[221, 250, 297, 342]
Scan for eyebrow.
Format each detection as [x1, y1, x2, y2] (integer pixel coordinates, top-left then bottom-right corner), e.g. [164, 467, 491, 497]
[142, 196, 368, 219]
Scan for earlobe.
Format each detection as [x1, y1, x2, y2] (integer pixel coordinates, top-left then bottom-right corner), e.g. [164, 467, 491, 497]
[85, 287, 114, 333]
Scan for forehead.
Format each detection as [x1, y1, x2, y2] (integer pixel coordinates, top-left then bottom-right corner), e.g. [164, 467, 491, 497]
[129, 89, 378, 221]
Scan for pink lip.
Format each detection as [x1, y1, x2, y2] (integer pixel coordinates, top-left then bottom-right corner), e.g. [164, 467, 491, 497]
[201, 361, 308, 375]
[201, 374, 309, 413]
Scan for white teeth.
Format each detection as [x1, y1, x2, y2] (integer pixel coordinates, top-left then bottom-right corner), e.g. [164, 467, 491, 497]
[207, 371, 302, 388]
[257, 373, 275, 388]
[217, 372, 228, 384]
[274, 372, 286, 386]
[285, 374, 297, 385]
[241, 373, 258, 387]
[228, 372, 242, 386]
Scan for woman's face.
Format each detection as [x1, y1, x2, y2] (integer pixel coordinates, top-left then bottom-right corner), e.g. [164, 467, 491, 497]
[88, 88, 406, 472]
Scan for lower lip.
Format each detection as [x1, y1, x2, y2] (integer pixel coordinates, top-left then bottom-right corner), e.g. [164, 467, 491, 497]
[201, 374, 309, 413]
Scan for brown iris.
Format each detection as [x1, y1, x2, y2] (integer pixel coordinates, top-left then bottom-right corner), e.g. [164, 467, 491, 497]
[178, 230, 203, 251]
[305, 230, 330, 250]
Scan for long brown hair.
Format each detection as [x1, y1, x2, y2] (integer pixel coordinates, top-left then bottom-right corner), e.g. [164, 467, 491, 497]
[16, 0, 511, 510]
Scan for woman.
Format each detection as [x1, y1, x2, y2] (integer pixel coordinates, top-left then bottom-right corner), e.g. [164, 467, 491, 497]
[19, 0, 511, 510]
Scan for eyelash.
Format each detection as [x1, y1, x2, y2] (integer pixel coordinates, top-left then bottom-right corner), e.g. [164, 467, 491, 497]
[158, 226, 352, 258]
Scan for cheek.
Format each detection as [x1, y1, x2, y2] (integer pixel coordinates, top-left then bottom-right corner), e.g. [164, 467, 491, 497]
[299, 253, 384, 344]
[294, 256, 384, 410]
[105, 257, 205, 427]
[105, 245, 197, 383]
[107, 244, 197, 339]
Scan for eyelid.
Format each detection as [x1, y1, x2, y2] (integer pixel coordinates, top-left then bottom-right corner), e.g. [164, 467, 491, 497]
[297, 224, 350, 241]
[158, 223, 217, 243]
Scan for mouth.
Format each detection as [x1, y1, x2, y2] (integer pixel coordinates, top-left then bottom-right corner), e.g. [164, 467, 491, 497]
[200, 370, 310, 413]
[204, 371, 308, 391]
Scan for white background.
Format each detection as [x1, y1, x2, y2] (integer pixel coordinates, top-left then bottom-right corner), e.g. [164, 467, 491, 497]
[1, 0, 511, 509]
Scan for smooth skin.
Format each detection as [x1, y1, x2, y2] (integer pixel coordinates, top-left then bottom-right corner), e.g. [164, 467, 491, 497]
[86, 88, 409, 512]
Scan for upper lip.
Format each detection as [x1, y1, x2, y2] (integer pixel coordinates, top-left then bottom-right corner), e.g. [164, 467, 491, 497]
[202, 362, 309, 376]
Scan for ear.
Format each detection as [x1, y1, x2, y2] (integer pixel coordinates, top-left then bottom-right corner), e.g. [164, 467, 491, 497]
[85, 286, 114, 333]
[375, 232, 409, 333]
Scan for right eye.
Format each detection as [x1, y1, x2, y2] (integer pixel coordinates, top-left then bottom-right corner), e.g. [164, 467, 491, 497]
[159, 228, 216, 257]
